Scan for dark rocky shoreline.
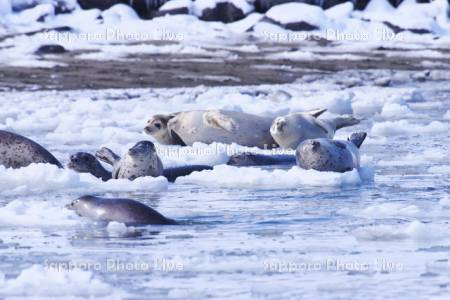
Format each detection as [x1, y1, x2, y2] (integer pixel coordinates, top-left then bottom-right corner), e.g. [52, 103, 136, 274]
[0, 42, 449, 91]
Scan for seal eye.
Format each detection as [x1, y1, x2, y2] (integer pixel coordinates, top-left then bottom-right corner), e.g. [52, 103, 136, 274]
[311, 141, 320, 151]
[154, 123, 161, 130]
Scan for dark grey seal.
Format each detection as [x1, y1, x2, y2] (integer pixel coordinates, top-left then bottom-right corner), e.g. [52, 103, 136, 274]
[35, 44, 67, 55]
[296, 132, 367, 172]
[227, 152, 296, 166]
[67, 152, 112, 181]
[0, 130, 62, 169]
[67, 195, 177, 225]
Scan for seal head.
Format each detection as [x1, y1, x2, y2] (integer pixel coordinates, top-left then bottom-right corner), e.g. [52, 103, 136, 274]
[144, 114, 184, 145]
[270, 109, 330, 149]
[67, 152, 112, 181]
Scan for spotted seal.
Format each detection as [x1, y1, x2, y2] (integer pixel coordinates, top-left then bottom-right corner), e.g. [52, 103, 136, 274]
[0, 129, 62, 169]
[296, 132, 367, 172]
[90, 141, 211, 181]
[96, 141, 163, 180]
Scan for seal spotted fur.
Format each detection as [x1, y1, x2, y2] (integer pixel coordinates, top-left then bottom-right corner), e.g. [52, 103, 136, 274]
[295, 132, 367, 172]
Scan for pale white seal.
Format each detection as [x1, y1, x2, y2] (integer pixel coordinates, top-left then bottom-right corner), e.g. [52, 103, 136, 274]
[270, 109, 360, 149]
[144, 110, 277, 149]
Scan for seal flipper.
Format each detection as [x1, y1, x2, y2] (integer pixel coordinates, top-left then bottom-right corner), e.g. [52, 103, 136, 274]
[333, 115, 361, 130]
[202, 111, 238, 133]
[306, 108, 327, 118]
[169, 130, 187, 146]
[95, 147, 121, 166]
[348, 132, 367, 148]
[162, 165, 212, 182]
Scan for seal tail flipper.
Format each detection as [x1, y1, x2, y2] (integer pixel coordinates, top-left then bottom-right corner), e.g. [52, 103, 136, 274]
[202, 111, 238, 133]
[162, 165, 212, 182]
[170, 130, 187, 146]
[348, 132, 367, 148]
[305, 108, 327, 118]
[334, 115, 361, 130]
[95, 147, 120, 166]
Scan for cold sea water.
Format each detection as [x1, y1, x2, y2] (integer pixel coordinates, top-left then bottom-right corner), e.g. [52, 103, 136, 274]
[0, 74, 449, 299]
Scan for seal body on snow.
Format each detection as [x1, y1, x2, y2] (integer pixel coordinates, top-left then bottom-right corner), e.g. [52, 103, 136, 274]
[227, 152, 296, 166]
[93, 141, 211, 181]
[96, 141, 164, 180]
[296, 132, 367, 172]
[270, 109, 361, 149]
[145, 110, 277, 149]
[0, 130, 62, 169]
[67, 195, 177, 225]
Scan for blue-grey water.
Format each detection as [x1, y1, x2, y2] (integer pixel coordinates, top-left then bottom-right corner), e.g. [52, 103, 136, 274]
[0, 74, 449, 299]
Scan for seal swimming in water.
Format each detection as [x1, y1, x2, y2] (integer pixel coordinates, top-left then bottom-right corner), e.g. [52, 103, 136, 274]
[270, 109, 361, 149]
[67, 195, 177, 225]
[296, 132, 367, 172]
[144, 110, 277, 149]
[0, 130, 62, 169]
[90, 141, 212, 181]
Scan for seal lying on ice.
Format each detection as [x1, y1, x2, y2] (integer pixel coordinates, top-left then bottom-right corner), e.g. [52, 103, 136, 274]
[90, 141, 211, 181]
[296, 132, 367, 172]
[227, 152, 296, 166]
[67, 195, 177, 225]
[0, 130, 62, 169]
[67, 152, 113, 181]
[270, 109, 361, 149]
[96, 140, 164, 180]
[144, 110, 277, 149]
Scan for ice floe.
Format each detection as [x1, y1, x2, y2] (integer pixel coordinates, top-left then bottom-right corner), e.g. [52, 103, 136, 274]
[353, 221, 450, 242]
[0, 199, 78, 227]
[0, 163, 168, 196]
[177, 165, 374, 189]
[0, 265, 122, 299]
